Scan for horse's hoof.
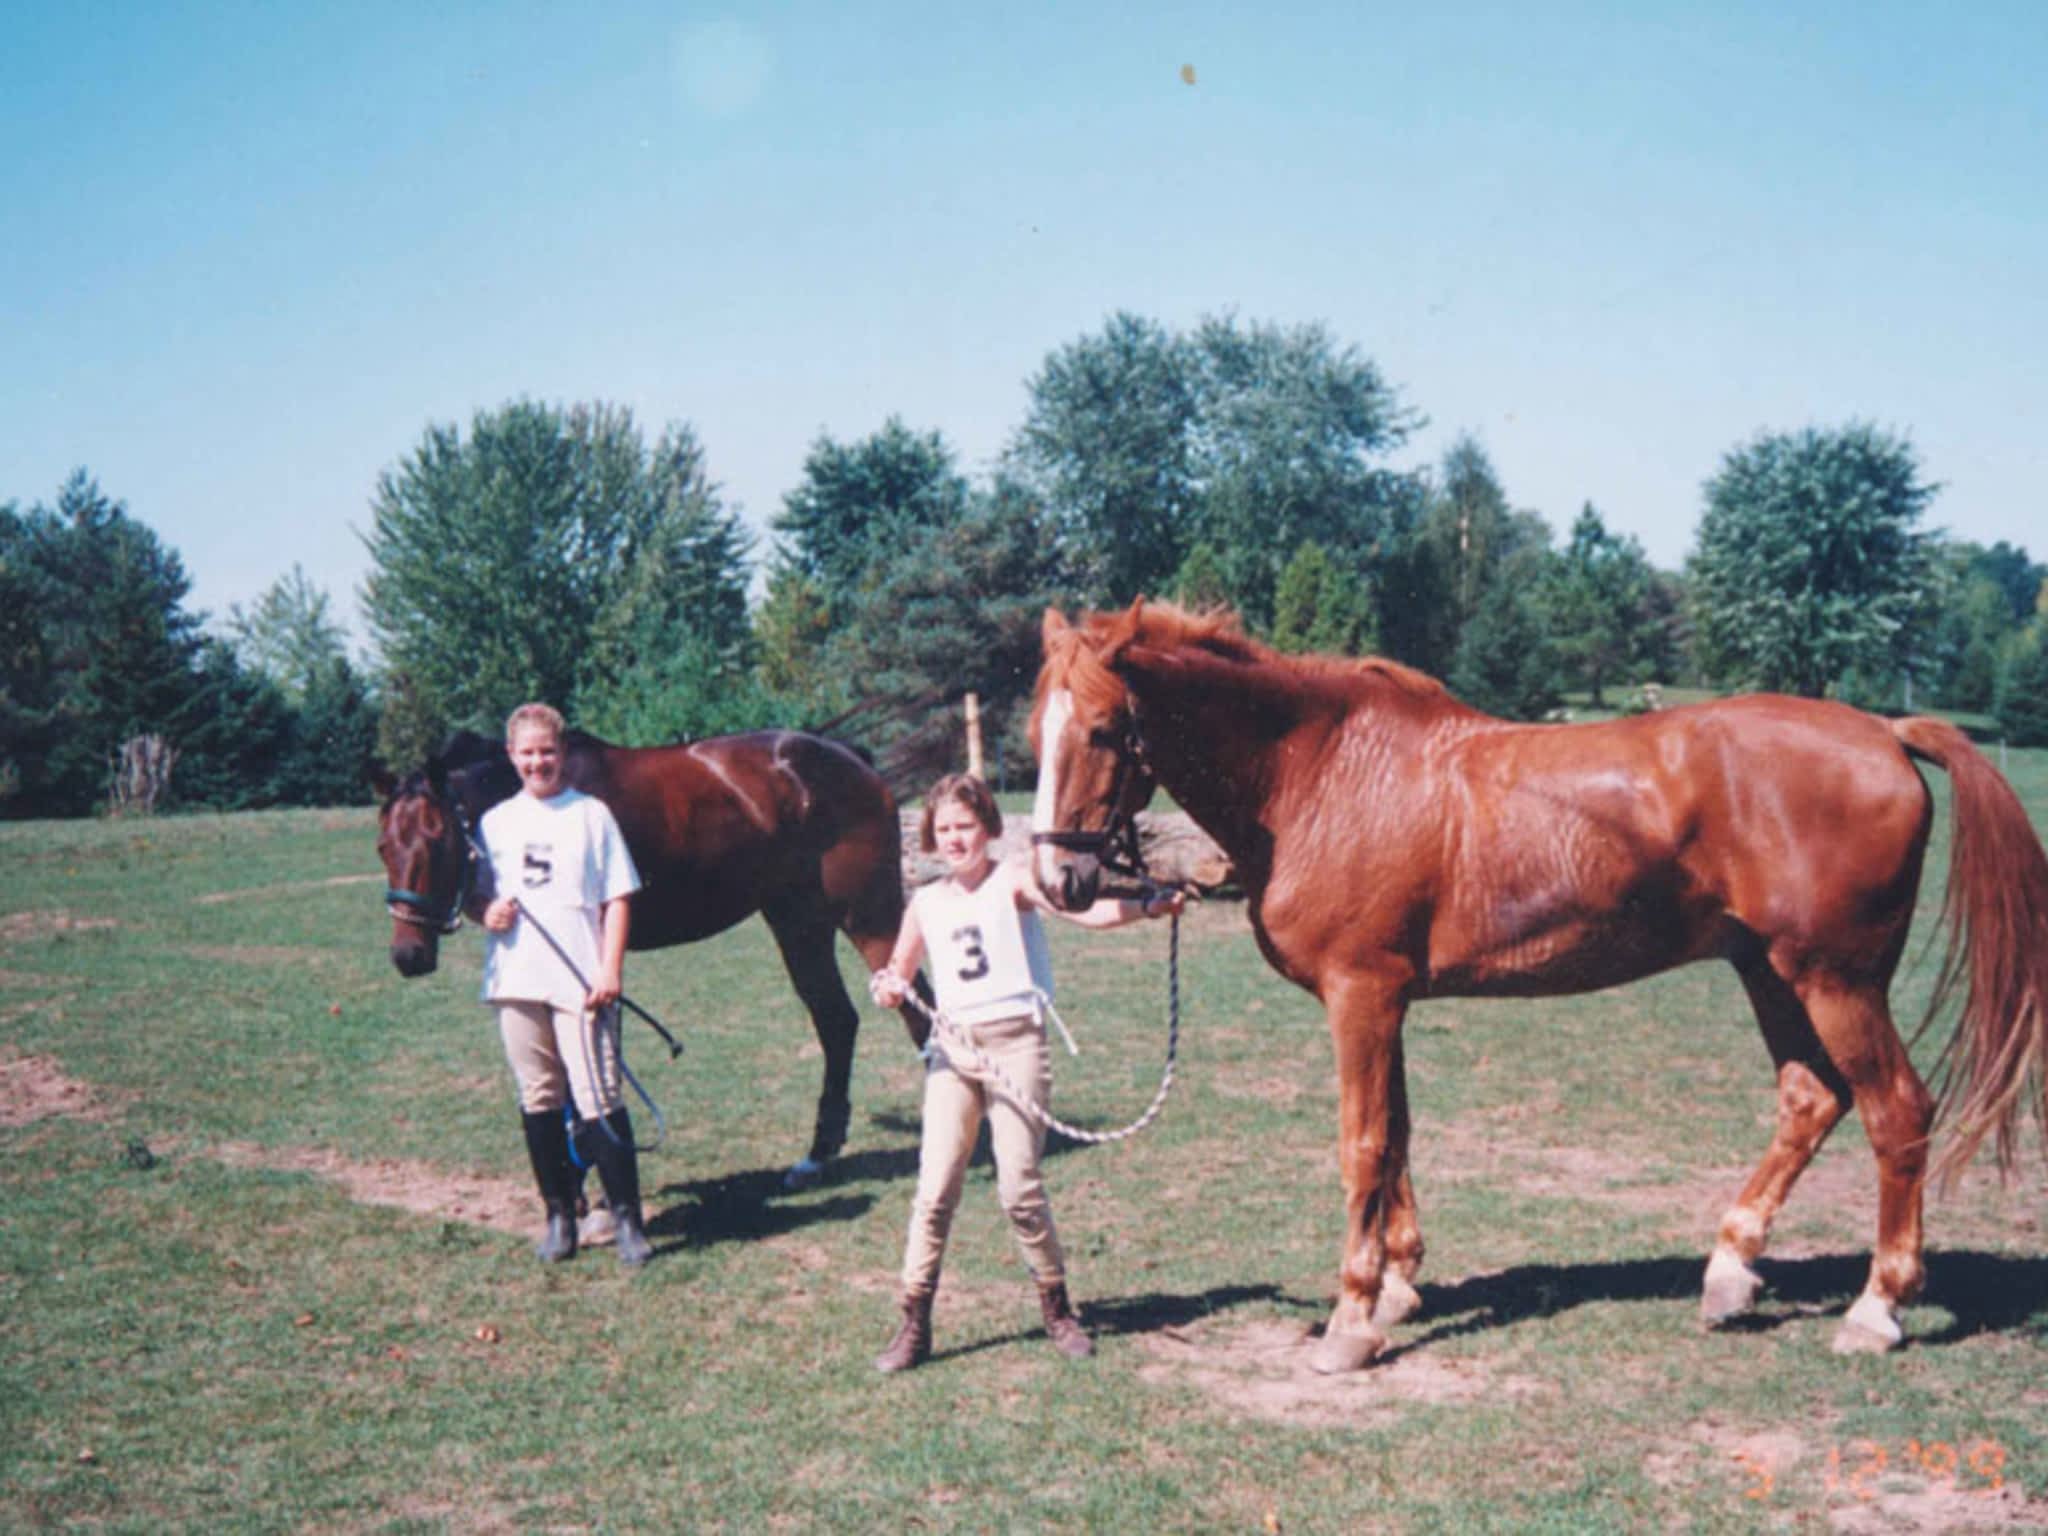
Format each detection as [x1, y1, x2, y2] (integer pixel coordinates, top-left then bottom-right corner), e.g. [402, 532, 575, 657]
[1372, 1274, 1423, 1329]
[781, 1157, 825, 1192]
[1830, 1291, 1903, 1355]
[1831, 1319, 1902, 1356]
[1700, 1248, 1764, 1326]
[1306, 1324, 1385, 1375]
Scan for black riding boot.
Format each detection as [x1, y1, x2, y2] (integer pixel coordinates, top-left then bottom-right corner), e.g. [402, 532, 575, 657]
[520, 1109, 579, 1263]
[575, 1109, 653, 1268]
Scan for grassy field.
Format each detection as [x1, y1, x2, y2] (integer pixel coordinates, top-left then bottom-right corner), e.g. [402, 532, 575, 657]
[4, 751, 2047, 1533]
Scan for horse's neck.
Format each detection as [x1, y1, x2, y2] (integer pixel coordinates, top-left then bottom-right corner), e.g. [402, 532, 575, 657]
[1126, 650, 1448, 874]
[1125, 652, 1316, 855]
[455, 753, 521, 822]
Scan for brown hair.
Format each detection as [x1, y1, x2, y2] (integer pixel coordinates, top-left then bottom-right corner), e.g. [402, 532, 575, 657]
[504, 702, 566, 745]
[919, 772, 1002, 851]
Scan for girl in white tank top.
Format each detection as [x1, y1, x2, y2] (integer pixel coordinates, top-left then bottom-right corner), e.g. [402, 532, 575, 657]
[867, 773, 1184, 1372]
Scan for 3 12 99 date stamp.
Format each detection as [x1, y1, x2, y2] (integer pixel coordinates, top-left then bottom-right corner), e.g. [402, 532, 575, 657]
[1734, 1437, 2009, 1502]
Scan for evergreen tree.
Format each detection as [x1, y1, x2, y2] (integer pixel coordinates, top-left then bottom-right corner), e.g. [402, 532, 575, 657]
[1545, 503, 1654, 706]
[1449, 588, 1561, 721]
[228, 564, 349, 705]
[0, 473, 205, 816]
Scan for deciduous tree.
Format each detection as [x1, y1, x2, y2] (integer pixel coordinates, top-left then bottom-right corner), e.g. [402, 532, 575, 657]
[1689, 424, 1938, 697]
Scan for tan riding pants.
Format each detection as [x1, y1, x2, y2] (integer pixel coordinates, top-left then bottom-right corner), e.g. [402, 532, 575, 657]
[498, 1000, 623, 1120]
[900, 1011, 1067, 1294]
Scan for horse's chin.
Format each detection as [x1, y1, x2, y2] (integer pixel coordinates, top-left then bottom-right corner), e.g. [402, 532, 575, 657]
[390, 943, 440, 978]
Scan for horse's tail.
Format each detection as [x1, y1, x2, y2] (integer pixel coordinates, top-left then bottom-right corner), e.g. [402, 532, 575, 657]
[1891, 716, 2048, 1182]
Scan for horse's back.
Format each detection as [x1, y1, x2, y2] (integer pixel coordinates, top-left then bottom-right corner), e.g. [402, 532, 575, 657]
[1418, 695, 1933, 993]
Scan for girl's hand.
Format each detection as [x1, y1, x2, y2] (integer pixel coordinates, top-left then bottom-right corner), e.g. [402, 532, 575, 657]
[1142, 886, 1188, 920]
[483, 897, 520, 933]
[869, 968, 909, 1008]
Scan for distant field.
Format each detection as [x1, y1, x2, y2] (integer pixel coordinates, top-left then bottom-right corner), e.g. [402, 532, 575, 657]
[3, 750, 2046, 1532]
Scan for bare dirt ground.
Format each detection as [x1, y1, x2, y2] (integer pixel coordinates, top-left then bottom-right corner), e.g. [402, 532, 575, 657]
[1137, 1315, 1547, 1429]
[0, 1050, 113, 1127]
[0, 910, 117, 942]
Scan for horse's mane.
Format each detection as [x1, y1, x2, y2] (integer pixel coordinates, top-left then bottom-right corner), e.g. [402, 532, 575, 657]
[1041, 599, 1453, 713]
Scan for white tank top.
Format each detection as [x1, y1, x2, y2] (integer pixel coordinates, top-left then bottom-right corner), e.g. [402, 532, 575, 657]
[912, 861, 1055, 1027]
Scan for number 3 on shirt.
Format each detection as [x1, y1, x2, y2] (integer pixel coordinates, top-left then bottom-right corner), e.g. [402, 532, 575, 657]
[949, 925, 990, 982]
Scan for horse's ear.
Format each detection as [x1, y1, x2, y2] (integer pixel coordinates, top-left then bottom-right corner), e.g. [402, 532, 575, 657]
[425, 755, 450, 796]
[368, 763, 397, 801]
[1041, 607, 1070, 646]
[1100, 595, 1149, 670]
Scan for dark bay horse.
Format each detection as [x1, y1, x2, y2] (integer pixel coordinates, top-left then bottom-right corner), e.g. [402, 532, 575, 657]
[1031, 600, 2048, 1371]
[374, 728, 928, 1184]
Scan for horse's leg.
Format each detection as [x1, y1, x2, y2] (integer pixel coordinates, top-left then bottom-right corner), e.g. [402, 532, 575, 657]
[762, 904, 860, 1190]
[1796, 975, 1932, 1354]
[1702, 961, 1851, 1324]
[1373, 1036, 1424, 1329]
[845, 926, 932, 1050]
[836, 843, 932, 1050]
[1310, 973, 1408, 1374]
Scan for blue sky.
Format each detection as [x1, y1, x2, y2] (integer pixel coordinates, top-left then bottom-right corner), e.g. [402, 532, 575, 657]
[5, 2, 2043, 645]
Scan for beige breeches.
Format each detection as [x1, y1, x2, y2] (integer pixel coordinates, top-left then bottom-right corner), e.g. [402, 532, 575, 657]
[900, 1012, 1066, 1293]
[498, 1000, 622, 1120]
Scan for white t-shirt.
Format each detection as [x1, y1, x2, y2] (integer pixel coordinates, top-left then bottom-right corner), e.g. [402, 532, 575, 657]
[912, 860, 1055, 1028]
[478, 787, 641, 1009]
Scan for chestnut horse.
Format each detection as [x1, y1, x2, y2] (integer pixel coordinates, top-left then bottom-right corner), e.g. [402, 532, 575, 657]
[373, 728, 928, 1185]
[1031, 601, 2048, 1371]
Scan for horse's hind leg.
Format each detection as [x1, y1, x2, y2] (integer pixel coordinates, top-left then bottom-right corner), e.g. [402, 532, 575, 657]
[1798, 975, 1931, 1354]
[1703, 961, 1851, 1325]
[763, 904, 861, 1188]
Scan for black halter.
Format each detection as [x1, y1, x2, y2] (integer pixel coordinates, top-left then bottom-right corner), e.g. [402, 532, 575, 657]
[1030, 709, 1153, 885]
[383, 792, 481, 935]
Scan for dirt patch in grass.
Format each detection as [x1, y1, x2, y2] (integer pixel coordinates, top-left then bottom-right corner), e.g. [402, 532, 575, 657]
[0, 910, 118, 943]
[210, 1140, 537, 1237]
[1136, 1315, 1546, 1429]
[195, 874, 381, 905]
[0, 1050, 113, 1126]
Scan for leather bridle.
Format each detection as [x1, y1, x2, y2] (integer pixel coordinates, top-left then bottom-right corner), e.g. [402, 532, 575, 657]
[1030, 708, 1154, 886]
[382, 789, 480, 935]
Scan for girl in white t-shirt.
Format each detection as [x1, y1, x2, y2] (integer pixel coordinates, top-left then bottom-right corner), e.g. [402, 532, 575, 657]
[868, 773, 1183, 1371]
[480, 703, 651, 1267]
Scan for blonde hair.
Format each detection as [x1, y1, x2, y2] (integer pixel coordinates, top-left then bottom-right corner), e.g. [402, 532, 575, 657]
[504, 702, 566, 746]
[919, 772, 1002, 851]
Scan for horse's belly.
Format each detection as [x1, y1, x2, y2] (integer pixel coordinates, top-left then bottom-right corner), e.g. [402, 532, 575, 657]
[1424, 890, 1721, 998]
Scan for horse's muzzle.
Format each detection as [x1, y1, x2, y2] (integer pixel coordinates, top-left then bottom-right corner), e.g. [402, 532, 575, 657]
[1057, 861, 1101, 912]
[390, 940, 439, 978]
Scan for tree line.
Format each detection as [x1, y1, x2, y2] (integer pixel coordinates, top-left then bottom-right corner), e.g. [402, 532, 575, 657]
[5, 311, 2046, 818]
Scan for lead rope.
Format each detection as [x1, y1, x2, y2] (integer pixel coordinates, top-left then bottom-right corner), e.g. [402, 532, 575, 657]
[898, 909, 1181, 1145]
[507, 897, 671, 1154]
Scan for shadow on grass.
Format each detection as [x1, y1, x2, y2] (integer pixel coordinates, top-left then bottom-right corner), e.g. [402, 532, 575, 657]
[1383, 1248, 2048, 1359]
[644, 1107, 1122, 1254]
[928, 1282, 1288, 1365]
[646, 1165, 876, 1249]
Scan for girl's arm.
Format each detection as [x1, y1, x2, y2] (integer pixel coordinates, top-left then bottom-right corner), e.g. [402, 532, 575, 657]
[869, 906, 926, 1007]
[589, 894, 631, 1009]
[1013, 866, 1186, 928]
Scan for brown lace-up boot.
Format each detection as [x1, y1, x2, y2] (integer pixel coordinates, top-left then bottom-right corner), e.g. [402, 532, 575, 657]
[874, 1287, 934, 1373]
[1038, 1280, 1094, 1359]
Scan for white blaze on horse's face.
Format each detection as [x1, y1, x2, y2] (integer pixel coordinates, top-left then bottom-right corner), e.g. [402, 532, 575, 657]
[1032, 689, 1074, 896]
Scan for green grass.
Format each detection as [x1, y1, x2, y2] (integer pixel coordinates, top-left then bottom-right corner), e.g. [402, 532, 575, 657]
[4, 772, 2047, 1533]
